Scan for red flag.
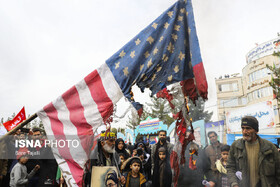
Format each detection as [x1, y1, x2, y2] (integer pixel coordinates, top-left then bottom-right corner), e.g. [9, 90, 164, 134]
[3, 107, 26, 131]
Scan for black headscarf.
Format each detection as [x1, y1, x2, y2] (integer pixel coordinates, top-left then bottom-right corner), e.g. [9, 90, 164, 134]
[115, 138, 130, 159]
[152, 142, 172, 187]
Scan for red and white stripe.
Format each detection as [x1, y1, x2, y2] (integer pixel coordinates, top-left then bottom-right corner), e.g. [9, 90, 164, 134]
[37, 63, 124, 187]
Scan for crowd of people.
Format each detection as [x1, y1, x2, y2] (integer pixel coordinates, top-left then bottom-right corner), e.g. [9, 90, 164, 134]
[0, 127, 58, 187]
[0, 116, 280, 187]
[84, 129, 173, 187]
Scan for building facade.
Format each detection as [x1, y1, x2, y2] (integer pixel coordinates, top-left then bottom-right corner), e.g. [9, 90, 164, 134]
[216, 36, 280, 134]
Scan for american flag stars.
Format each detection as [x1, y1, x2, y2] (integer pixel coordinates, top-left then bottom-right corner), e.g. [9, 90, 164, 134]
[105, 0, 205, 102]
[174, 65, 179, 73]
[178, 16, 183, 22]
[147, 58, 153, 68]
[123, 67, 129, 76]
[153, 47, 159, 55]
[151, 74, 156, 81]
[147, 36, 154, 44]
[172, 34, 178, 42]
[119, 50, 126, 58]
[167, 11, 173, 18]
[168, 75, 173, 82]
[130, 51, 136, 58]
[135, 38, 141, 45]
[162, 54, 169, 62]
[174, 25, 181, 31]
[144, 51, 150, 58]
[178, 52, 185, 61]
[115, 62, 120, 69]
[167, 42, 175, 53]
[152, 23, 158, 29]
[140, 64, 144, 71]
[164, 22, 170, 29]
[180, 8, 186, 14]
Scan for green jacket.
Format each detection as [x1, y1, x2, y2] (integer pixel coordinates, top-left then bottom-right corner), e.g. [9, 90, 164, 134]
[227, 136, 280, 187]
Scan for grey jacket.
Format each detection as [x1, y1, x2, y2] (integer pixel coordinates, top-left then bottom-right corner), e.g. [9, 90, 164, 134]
[10, 162, 36, 187]
[227, 136, 280, 187]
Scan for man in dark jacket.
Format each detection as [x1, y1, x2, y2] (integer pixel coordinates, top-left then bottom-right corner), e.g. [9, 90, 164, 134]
[227, 116, 280, 187]
[205, 131, 224, 186]
[151, 130, 173, 172]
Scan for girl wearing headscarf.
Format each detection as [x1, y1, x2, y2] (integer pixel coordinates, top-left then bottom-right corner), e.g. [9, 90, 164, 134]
[115, 138, 130, 159]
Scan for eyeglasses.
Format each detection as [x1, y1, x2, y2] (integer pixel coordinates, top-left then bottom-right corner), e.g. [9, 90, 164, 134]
[222, 153, 228, 155]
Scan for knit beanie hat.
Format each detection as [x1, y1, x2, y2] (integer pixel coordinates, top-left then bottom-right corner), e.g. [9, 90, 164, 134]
[241, 116, 259, 132]
[158, 147, 166, 153]
[17, 147, 29, 160]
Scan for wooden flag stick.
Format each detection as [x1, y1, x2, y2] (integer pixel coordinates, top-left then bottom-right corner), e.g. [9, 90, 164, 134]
[0, 113, 38, 141]
[60, 172, 63, 187]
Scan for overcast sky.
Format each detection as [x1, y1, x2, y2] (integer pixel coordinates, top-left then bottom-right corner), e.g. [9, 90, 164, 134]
[1, 0, 280, 125]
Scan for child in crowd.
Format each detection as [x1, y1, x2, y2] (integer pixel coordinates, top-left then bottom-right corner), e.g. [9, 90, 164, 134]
[119, 153, 126, 164]
[121, 157, 146, 187]
[215, 144, 230, 187]
[119, 153, 126, 172]
[152, 147, 172, 187]
[10, 148, 40, 187]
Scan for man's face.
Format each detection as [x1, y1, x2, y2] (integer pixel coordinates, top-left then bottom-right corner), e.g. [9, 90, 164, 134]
[159, 131, 166, 142]
[102, 138, 115, 153]
[159, 152, 166, 161]
[33, 131, 41, 140]
[117, 141, 124, 150]
[208, 133, 218, 144]
[130, 162, 140, 174]
[242, 126, 257, 142]
[19, 134, 25, 140]
[19, 156, 29, 164]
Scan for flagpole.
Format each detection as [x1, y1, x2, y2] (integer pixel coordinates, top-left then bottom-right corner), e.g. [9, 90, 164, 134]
[0, 113, 38, 141]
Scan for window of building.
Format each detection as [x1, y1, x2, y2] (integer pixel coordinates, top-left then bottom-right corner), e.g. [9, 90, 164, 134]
[219, 97, 247, 108]
[247, 93, 253, 102]
[218, 82, 239, 92]
[220, 98, 238, 107]
[232, 82, 238, 91]
[247, 86, 273, 102]
[241, 97, 247, 105]
[248, 68, 269, 83]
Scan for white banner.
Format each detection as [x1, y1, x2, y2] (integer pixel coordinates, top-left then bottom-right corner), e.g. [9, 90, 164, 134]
[246, 37, 280, 63]
[226, 101, 275, 133]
